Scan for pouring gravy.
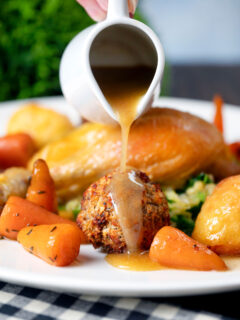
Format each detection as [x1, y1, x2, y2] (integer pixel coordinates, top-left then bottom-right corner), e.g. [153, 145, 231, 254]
[92, 66, 154, 171]
[107, 170, 144, 253]
[92, 65, 155, 268]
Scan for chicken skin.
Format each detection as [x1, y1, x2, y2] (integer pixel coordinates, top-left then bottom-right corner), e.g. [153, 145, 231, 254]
[77, 170, 169, 253]
[30, 107, 239, 201]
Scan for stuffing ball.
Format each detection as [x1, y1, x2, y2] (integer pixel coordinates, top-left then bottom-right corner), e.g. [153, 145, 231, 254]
[77, 170, 169, 253]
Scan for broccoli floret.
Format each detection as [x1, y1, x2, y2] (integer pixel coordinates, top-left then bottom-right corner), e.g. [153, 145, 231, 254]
[72, 206, 81, 219]
[171, 214, 195, 236]
[58, 198, 81, 220]
[164, 173, 215, 235]
[185, 173, 213, 190]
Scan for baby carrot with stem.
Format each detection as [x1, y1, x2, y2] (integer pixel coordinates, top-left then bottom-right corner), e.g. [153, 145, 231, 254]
[213, 95, 240, 161]
[27, 159, 57, 213]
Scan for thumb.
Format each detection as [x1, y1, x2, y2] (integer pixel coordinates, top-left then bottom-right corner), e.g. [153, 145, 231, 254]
[77, 0, 106, 21]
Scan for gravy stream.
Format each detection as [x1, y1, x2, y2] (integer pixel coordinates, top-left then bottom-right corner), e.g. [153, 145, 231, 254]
[92, 66, 154, 253]
[92, 67, 154, 171]
[107, 170, 144, 253]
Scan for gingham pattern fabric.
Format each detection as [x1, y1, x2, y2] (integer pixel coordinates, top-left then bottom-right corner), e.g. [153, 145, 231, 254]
[0, 281, 237, 320]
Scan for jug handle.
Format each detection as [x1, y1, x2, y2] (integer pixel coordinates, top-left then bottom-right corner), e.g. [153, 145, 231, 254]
[107, 0, 129, 20]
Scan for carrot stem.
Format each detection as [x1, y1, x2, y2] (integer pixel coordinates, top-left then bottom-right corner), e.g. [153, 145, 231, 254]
[213, 95, 224, 134]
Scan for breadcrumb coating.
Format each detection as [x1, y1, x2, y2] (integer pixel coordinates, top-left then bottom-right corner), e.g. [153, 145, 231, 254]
[77, 170, 169, 253]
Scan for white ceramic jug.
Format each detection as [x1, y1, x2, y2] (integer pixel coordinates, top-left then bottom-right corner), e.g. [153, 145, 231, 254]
[60, 0, 165, 124]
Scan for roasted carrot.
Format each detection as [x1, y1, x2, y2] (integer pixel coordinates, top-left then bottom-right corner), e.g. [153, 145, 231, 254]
[0, 196, 87, 241]
[18, 224, 81, 266]
[0, 133, 35, 169]
[27, 159, 57, 213]
[149, 226, 227, 271]
[58, 210, 88, 244]
[213, 95, 224, 134]
[213, 95, 240, 161]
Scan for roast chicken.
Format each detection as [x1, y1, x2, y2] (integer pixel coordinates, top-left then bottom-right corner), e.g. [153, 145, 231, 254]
[29, 107, 239, 201]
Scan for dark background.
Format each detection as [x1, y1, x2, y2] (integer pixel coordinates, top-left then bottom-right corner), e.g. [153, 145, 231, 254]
[171, 65, 240, 105]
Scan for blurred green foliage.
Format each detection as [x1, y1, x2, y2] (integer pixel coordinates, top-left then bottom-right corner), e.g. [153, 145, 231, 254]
[0, 2, 168, 101]
[0, 0, 95, 101]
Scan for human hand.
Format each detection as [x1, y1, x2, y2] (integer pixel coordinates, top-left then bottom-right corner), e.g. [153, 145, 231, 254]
[77, 0, 138, 21]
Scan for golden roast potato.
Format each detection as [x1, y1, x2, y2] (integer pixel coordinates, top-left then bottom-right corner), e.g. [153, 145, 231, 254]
[193, 175, 240, 255]
[7, 103, 74, 149]
[29, 108, 228, 200]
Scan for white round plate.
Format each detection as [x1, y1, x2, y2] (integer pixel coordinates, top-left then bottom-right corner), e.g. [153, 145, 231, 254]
[0, 96, 240, 297]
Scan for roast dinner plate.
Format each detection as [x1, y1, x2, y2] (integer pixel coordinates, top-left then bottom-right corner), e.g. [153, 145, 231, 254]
[0, 96, 240, 297]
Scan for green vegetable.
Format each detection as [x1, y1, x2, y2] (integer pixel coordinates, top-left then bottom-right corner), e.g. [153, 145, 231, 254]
[171, 214, 195, 236]
[58, 204, 66, 212]
[65, 198, 82, 220]
[166, 197, 175, 204]
[196, 191, 206, 202]
[188, 203, 203, 220]
[185, 172, 213, 190]
[72, 207, 81, 220]
[0, 1, 95, 101]
[164, 173, 215, 235]
[58, 199, 81, 220]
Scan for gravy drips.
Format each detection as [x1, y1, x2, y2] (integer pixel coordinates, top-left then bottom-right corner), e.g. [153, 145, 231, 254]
[107, 170, 144, 253]
[92, 66, 154, 253]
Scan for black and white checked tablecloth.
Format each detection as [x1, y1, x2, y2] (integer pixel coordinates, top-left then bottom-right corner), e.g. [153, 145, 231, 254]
[0, 280, 238, 320]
